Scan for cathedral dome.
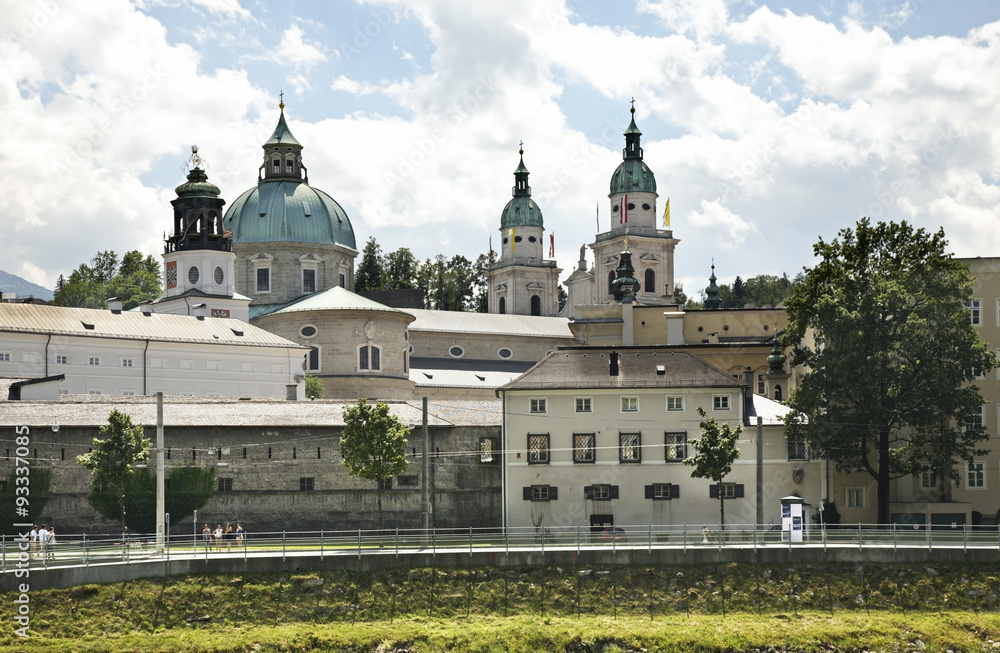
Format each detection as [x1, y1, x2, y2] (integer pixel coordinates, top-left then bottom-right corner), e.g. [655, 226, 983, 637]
[499, 150, 543, 229]
[224, 181, 357, 248]
[609, 108, 657, 196]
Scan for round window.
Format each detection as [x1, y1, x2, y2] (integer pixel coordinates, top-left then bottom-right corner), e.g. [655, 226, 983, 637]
[627, 203, 635, 210]
[188, 266, 200, 284]
[528, 236, 536, 243]
[498, 348, 512, 359]
[514, 236, 522, 242]
[300, 325, 317, 337]
[642, 203, 650, 210]
[449, 346, 464, 358]
[214, 267, 224, 285]
[502, 237, 508, 245]
[612, 204, 619, 213]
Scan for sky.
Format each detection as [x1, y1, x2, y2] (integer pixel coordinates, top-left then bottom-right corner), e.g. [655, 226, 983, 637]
[3, 0, 1000, 298]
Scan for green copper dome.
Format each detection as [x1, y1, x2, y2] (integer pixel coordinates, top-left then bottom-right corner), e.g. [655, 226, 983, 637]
[609, 108, 657, 196]
[174, 167, 221, 198]
[224, 181, 357, 249]
[500, 151, 544, 229]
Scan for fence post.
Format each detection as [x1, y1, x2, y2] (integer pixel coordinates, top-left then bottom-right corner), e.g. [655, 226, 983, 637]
[683, 524, 687, 553]
[320, 529, 324, 561]
[963, 523, 967, 553]
[576, 525, 580, 556]
[542, 527, 545, 555]
[753, 523, 757, 550]
[1, 534, 5, 572]
[893, 523, 897, 553]
[928, 523, 933, 552]
[282, 530, 286, 562]
[857, 523, 862, 551]
[396, 527, 399, 559]
[432, 527, 436, 558]
[469, 526, 473, 558]
[358, 529, 362, 559]
[83, 533, 88, 567]
[648, 524, 652, 553]
[505, 525, 509, 556]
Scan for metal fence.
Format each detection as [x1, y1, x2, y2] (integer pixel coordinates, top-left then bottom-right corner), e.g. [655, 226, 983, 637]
[4, 522, 1000, 572]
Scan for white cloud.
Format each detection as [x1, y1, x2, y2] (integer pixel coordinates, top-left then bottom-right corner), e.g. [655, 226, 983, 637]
[187, 0, 252, 21]
[687, 199, 758, 247]
[273, 25, 328, 68]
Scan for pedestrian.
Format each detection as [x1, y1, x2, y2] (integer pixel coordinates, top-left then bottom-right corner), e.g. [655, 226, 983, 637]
[45, 528, 56, 560]
[224, 523, 233, 551]
[29, 525, 38, 558]
[214, 524, 223, 551]
[202, 524, 211, 551]
[702, 524, 709, 544]
[236, 523, 244, 550]
[38, 525, 49, 559]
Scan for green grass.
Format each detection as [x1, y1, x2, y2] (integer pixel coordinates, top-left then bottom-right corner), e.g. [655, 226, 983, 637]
[3, 563, 1000, 652]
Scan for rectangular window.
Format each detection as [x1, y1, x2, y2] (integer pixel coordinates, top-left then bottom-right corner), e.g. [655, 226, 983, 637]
[619, 432, 641, 463]
[846, 487, 865, 508]
[0, 353, 9, 362]
[302, 268, 316, 293]
[256, 267, 271, 293]
[967, 462, 986, 489]
[664, 432, 686, 462]
[592, 484, 611, 500]
[208, 360, 220, 371]
[307, 347, 320, 372]
[88, 356, 100, 366]
[179, 359, 192, 370]
[575, 397, 592, 413]
[88, 389, 102, 395]
[968, 299, 982, 325]
[757, 374, 766, 395]
[919, 470, 938, 490]
[217, 478, 233, 492]
[359, 346, 369, 370]
[529, 397, 547, 414]
[397, 475, 419, 487]
[379, 478, 392, 491]
[666, 396, 684, 412]
[573, 433, 595, 463]
[965, 405, 984, 430]
[339, 273, 346, 288]
[121, 390, 135, 396]
[55, 355, 68, 365]
[121, 358, 133, 368]
[787, 435, 808, 461]
[528, 434, 549, 464]
[151, 358, 164, 369]
[621, 396, 638, 412]
[21, 351, 38, 364]
[371, 346, 380, 370]
[242, 362, 254, 373]
[479, 437, 496, 463]
[713, 395, 730, 411]
[530, 485, 550, 501]
[719, 482, 736, 499]
[649, 483, 674, 500]
[300, 477, 315, 491]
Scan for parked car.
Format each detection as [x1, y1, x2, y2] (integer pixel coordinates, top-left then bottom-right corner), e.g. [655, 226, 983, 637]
[600, 526, 626, 541]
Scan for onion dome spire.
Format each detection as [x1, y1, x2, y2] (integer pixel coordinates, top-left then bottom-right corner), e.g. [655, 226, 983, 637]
[611, 235, 640, 302]
[704, 262, 722, 309]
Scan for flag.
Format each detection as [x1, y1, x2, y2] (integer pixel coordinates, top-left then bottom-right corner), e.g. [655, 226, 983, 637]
[664, 197, 670, 227]
[620, 194, 628, 224]
[596, 201, 599, 232]
[489, 234, 494, 262]
[510, 228, 515, 253]
[549, 232, 555, 258]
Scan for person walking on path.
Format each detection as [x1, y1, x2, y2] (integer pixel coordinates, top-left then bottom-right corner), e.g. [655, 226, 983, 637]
[29, 526, 38, 558]
[224, 523, 233, 551]
[214, 525, 223, 552]
[45, 528, 56, 561]
[202, 524, 211, 552]
[235, 524, 244, 550]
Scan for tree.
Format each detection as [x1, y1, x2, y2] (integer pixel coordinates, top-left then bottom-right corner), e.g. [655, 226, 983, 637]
[355, 237, 385, 293]
[727, 275, 746, 308]
[52, 250, 162, 309]
[87, 466, 215, 533]
[339, 398, 409, 530]
[685, 406, 741, 530]
[385, 247, 419, 290]
[0, 466, 51, 536]
[418, 254, 477, 311]
[783, 219, 995, 525]
[305, 375, 324, 399]
[77, 410, 151, 533]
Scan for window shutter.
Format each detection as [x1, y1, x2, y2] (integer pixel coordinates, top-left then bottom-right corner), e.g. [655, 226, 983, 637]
[709, 484, 719, 499]
[584, 485, 593, 500]
[549, 486, 558, 500]
[735, 484, 745, 498]
[610, 485, 620, 499]
[523, 487, 532, 501]
[671, 484, 680, 499]
[644, 485, 653, 499]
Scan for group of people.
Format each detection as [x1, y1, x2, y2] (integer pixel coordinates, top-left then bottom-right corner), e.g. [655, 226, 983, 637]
[29, 525, 57, 560]
[201, 522, 244, 551]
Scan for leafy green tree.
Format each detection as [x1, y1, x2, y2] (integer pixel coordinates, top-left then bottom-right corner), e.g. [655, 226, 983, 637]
[355, 237, 386, 293]
[417, 254, 477, 311]
[685, 406, 742, 530]
[727, 275, 746, 308]
[87, 466, 215, 533]
[77, 410, 151, 533]
[305, 375, 324, 399]
[52, 250, 162, 309]
[0, 466, 52, 536]
[472, 253, 490, 313]
[783, 219, 995, 524]
[385, 247, 419, 290]
[340, 398, 409, 530]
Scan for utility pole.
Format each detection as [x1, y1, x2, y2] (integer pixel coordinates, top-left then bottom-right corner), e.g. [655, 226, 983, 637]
[156, 392, 165, 554]
[422, 397, 431, 535]
[755, 416, 763, 528]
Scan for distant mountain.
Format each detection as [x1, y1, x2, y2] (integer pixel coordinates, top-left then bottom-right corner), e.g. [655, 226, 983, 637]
[0, 270, 53, 301]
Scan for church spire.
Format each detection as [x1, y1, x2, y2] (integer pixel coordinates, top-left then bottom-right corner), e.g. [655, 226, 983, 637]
[513, 141, 531, 197]
[623, 99, 643, 161]
[259, 95, 307, 184]
[704, 262, 722, 309]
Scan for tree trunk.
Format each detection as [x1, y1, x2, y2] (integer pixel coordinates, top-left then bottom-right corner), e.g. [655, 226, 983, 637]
[720, 493, 726, 532]
[376, 479, 384, 531]
[877, 430, 891, 527]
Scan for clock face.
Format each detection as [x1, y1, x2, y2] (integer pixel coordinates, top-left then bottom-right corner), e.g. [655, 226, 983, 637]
[165, 262, 177, 289]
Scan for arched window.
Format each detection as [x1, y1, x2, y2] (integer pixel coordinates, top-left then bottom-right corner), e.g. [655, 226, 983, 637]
[530, 295, 541, 316]
[306, 346, 320, 372]
[608, 271, 615, 295]
[359, 345, 382, 371]
[644, 269, 655, 293]
[498, 297, 506, 314]
[773, 384, 783, 401]
[272, 157, 281, 172]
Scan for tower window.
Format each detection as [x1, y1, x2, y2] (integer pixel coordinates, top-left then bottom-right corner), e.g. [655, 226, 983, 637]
[214, 267, 224, 285]
[256, 268, 271, 293]
[273, 159, 281, 171]
[608, 271, 615, 295]
[530, 295, 541, 316]
[188, 266, 200, 284]
[644, 269, 655, 293]
[307, 346, 320, 372]
[498, 297, 506, 314]
[302, 268, 316, 293]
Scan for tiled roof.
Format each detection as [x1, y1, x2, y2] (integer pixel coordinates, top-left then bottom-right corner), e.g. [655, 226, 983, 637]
[406, 309, 573, 338]
[500, 347, 748, 391]
[0, 397, 501, 428]
[0, 303, 304, 349]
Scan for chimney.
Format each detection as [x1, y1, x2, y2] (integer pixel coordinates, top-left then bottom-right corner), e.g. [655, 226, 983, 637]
[107, 297, 123, 314]
[192, 303, 208, 320]
[609, 351, 620, 377]
[139, 301, 153, 316]
[286, 384, 299, 401]
[744, 365, 755, 404]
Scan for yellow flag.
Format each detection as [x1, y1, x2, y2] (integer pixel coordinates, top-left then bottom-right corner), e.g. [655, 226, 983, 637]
[510, 228, 514, 252]
[664, 198, 670, 227]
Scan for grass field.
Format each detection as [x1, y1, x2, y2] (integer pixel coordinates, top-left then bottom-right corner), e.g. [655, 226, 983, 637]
[3, 562, 1000, 652]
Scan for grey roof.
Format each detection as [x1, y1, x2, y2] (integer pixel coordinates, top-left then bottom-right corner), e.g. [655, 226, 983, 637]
[0, 397, 500, 428]
[0, 303, 305, 349]
[410, 358, 534, 389]
[748, 394, 791, 426]
[405, 309, 573, 338]
[500, 348, 749, 391]
[256, 286, 413, 319]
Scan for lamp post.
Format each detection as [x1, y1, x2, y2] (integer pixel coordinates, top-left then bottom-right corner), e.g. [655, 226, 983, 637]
[156, 392, 165, 554]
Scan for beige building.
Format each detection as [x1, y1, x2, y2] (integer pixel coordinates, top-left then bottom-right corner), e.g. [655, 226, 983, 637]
[498, 348, 820, 533]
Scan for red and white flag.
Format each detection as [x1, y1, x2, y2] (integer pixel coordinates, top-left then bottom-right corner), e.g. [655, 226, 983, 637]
[619, 194, 629, 224]
[549, 232, 555, 258]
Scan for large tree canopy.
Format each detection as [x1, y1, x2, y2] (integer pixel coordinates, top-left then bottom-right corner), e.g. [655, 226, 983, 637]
[685, 406, 741, 530]
[77, 410, 151, 532]
[52, 250, 161, 310]
[340, 398, 409, 529]
[783, 219, 995, 524]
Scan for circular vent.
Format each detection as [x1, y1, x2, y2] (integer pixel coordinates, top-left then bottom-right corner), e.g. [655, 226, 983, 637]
[449, 346, 464, 358]
[498, 348, 513, 359]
